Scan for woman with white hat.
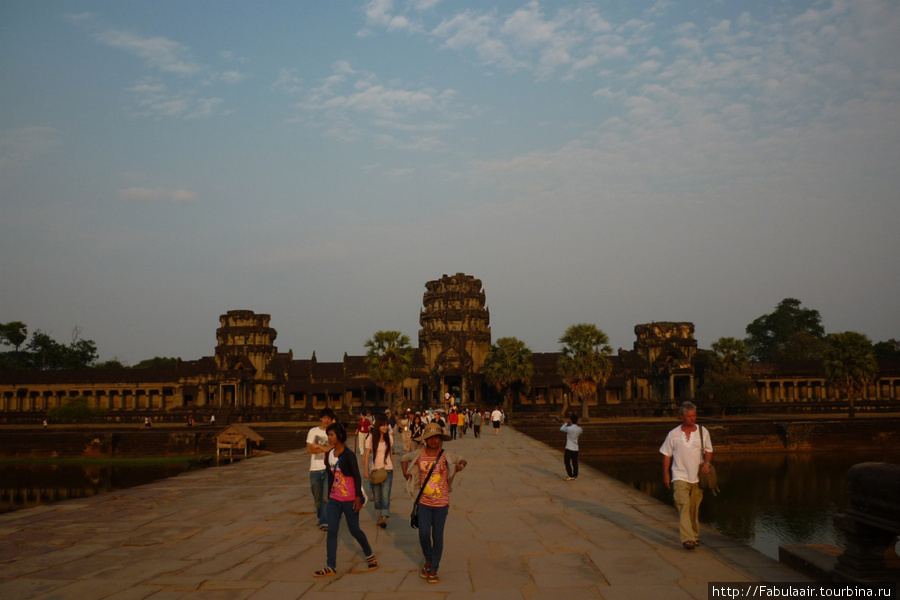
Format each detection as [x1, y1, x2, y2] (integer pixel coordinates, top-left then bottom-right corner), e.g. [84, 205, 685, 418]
[401, 422, 467, 584]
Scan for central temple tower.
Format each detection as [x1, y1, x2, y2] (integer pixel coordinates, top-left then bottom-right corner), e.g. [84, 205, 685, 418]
[418, 273, 491, 405]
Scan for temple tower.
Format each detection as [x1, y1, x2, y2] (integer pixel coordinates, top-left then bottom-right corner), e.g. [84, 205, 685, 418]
[213, 310, 279, 407]
[418, 273, 491, 405]
[633, 322, 697, 402]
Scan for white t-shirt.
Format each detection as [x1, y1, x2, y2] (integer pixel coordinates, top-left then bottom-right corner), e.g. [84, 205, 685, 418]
[491, 410, 502, 423]
[307, 426, 329, 472]
[364, 432, 394, 471]
[659, 425, 713, 484]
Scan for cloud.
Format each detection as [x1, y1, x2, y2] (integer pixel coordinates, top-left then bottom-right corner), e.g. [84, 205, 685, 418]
[0, 127, 61, 172]
[290, 62, 457, 148]
[125, 79, 227, 119]
[118, 188, 198, 202]
[95, 29, 201, 75]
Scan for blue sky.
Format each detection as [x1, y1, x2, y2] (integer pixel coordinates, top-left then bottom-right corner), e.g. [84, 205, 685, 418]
[1, 0, 898, 364]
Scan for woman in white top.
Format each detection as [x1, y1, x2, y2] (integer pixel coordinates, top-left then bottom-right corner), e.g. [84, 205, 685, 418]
[363, 413, 395, 528]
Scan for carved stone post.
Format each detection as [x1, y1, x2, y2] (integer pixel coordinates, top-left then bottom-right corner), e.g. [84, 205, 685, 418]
[832, 462, 900, 582]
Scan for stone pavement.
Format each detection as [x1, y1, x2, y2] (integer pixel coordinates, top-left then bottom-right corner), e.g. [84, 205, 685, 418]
[0, 426, 811, 599]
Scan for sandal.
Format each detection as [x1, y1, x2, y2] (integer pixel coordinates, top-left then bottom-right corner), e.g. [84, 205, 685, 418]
[427, 570, 440, 583]
[683, 541, 697, 550]
[419, 563, 431, 578]
[378, 516, 387, 529]
[366, 555, 379, 571]
[314, 566, 336, 577]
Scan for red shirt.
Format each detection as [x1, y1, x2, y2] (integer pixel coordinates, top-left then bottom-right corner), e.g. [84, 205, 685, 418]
[449, 412, 458, 425]
[357, 418, 371, 434]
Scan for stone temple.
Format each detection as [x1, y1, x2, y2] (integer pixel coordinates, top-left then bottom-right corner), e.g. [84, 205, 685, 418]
[1, 273, 898, 420]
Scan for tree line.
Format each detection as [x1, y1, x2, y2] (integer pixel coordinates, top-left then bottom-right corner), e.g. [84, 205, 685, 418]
[0, 322, 176, 371]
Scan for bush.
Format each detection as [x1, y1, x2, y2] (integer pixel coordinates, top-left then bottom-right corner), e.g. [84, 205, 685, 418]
[47, 396, 106, 423]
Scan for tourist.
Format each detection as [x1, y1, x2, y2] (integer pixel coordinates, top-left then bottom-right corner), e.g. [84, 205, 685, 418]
[409, 414, 425, 451]
[314, 422, 378, 577]
[306, 407, 336, 531]
[356, 410, 371, 456]
[560, 414, 583, 481]
[210, 414, 215, 426]
[491, 406, 503, 435]
[660, 401, 713, 550]
[401, 422, 467, 584]
[458, 409, 467, 437]
[401, 410, 412, 452]
[363, 413, 394, 528]
[448, 408, 458, 440]
[472, 409, 483, 438]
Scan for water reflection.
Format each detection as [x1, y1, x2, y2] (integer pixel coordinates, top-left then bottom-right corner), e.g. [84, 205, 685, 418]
[582, 448, 900, 560]
[0, 462, 198, 514]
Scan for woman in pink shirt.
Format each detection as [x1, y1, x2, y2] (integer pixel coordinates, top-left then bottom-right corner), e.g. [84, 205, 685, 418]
[313, 422, 378, 577]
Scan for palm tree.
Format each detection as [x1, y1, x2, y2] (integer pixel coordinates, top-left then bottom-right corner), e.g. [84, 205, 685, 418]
[557, 324, 612, 421]
[365, 331, 414, 416]
[823, 332, 878, 419]
[701, 337, 755, 416]
[483, 337, 534, 416]
[709, 337, 749, 374]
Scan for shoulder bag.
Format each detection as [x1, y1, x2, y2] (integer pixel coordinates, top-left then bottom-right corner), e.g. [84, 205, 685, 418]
[697, 426, 720, 496]
[410, 449, 443, 529]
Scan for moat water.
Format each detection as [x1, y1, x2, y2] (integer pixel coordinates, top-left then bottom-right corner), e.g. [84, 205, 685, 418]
[583, 447, 900, 560]
[0, 460, 200, 515]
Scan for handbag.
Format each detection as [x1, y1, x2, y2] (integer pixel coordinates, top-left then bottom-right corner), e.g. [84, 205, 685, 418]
[410, 449, 443, 529]
[369, 468, 388, 485]
[697, 426, 720, 496]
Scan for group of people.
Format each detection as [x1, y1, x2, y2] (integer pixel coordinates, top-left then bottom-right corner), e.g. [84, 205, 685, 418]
[306, 407, 468, 583]
[304, 399, 712, 583]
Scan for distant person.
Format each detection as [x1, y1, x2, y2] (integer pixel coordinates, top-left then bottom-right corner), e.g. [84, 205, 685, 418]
[491, 407, 503, 435]
[43, 419, 48, 429]
[409, 414, 425, 451]
[314, 422, 378, 577]
[560, 414, 583, 481]
[660, 401, 713, 550]
[356, 411, 371, 456]
[448, 408, 458, 440]
[472, 409, 483, 438]
[306, 408, 336, 532]
[210, 414, 216, 426]
[401, 422, 467, 584]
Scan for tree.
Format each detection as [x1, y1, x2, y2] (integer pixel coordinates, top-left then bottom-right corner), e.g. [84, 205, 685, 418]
[699, 337, 756, 415]
[745, 298, 825, 363]
[483, 337, 534, 416]
[873, 339, 900, 359]
[823, 332, 878, 419]
[557, 324, 612, 421]
[0, 321, 28, 351]
[365, 331, 414, 416]
[133, 357, 178, 369]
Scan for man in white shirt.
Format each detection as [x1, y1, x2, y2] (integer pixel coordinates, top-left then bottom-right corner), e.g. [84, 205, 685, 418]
[490, 407, 503, 435]
[560, 414, 583, 481]
[660, 401, 713, 549]
[306, 408, 336, 531]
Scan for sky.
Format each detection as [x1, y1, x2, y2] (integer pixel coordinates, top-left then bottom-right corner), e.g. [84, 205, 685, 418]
[1, 0, 899, 365]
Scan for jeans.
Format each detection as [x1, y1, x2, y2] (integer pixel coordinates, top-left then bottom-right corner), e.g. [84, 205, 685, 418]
[450, 424, 457, 439]
[309, 470, 329, 527]
[417, 504, 449, 571]
[325, 497, 373, 569]
[368, 470, 393, 517]
[564, 449, 579, 478]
